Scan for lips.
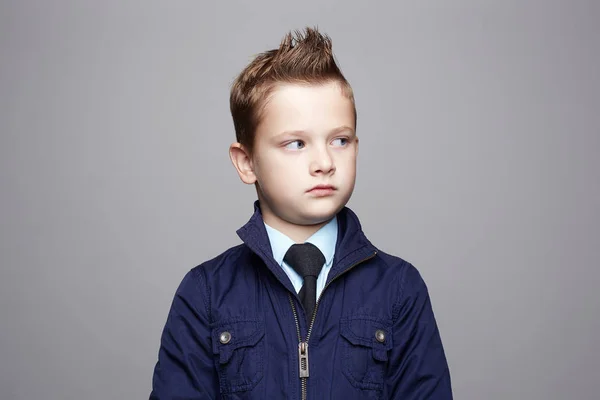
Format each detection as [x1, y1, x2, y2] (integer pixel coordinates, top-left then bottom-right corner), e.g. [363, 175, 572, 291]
[307, 184, 336, 197]
[307, 184, 336, 192]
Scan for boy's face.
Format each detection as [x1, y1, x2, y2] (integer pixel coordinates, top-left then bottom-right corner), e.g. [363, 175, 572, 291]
[247, 82, 358, 228]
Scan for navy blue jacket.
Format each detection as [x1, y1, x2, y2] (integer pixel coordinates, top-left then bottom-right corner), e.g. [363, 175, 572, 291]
[150, 202, 452, 399]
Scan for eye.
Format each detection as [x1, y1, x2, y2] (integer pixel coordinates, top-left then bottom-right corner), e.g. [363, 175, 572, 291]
[285, 140, 305, 150]
[331, 137, 349, 147]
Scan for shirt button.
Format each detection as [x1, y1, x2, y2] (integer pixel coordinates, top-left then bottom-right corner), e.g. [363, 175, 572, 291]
[219, 331, 232, 344]
[375, 330, 386, 343]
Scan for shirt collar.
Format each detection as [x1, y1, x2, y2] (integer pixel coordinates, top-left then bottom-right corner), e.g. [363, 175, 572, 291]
[264, 216, 338, 267]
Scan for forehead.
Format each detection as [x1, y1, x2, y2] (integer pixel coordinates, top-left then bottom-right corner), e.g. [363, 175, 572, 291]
[256, 82, 355, 136]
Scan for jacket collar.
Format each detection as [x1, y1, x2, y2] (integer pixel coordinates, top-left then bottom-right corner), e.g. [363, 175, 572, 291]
[236, 201, 377, 292]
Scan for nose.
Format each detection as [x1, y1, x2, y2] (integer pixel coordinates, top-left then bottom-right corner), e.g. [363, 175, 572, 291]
[309, 145, 335, 176]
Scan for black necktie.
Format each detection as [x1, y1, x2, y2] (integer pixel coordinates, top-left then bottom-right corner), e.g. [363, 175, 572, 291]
[284, 243, 325, 324]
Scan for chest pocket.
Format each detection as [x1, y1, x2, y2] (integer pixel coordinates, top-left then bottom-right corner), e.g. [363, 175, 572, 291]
[212, 319, 265, 394]
[340, 316, 393, 392]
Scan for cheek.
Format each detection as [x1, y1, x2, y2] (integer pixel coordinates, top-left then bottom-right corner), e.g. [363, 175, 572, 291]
[257, 156, 300, 189]
[269, 155, 302, 174]
[337, 153, 357, 176]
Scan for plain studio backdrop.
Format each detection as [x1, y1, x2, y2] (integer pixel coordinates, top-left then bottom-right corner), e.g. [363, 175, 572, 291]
[1, 1, 598, 399]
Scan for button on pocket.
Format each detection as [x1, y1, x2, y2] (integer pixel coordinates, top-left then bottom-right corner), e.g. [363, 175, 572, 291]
[375, 330, 386, 343]
[219, 331, 232, 344]
[212, 319, 265, 394]
[340, 316, 393, 392]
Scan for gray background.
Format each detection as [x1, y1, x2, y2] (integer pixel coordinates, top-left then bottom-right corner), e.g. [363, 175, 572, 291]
[1, 1, 598, 399]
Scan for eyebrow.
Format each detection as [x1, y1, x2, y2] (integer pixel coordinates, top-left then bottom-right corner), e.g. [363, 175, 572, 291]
[274, 126, 355, 139]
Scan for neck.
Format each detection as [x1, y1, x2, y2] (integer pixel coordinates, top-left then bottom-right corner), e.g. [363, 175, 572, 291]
[264, 216, 328, 243]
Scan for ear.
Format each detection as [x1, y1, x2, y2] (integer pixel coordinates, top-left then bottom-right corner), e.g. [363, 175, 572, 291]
[229, 143, 257, 184]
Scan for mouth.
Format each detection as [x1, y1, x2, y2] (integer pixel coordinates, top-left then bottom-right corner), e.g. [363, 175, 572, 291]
[307, 184, 336, 197]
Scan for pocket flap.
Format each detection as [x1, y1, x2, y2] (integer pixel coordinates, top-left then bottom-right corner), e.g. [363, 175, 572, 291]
[340, 316, 393, 362]
[212, 319, 265, 364]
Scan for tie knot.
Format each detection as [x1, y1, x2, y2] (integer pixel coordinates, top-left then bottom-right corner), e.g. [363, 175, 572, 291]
[283, 243, 325, 278]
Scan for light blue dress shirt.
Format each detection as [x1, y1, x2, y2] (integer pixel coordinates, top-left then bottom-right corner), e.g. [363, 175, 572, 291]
[264, 216, 338, 301]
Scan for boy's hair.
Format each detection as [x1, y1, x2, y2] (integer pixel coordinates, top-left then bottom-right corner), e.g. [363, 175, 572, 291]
[230, 27, 356, 155]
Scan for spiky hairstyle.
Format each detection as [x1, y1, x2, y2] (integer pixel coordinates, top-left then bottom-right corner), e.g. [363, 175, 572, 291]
[230, 27, 356, 154]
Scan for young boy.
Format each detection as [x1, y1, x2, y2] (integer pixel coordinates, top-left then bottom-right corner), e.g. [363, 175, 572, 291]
[150, 27, 452, 399]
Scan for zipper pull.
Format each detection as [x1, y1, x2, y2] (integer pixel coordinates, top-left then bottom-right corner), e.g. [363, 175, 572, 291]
[298, 341, 309, 378]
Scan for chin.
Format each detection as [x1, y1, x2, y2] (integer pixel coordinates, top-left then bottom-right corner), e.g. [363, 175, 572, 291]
[297, 198, 346, 225]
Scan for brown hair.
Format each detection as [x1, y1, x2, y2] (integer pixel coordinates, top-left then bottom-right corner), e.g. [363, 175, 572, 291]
[230, 27, 356, 155]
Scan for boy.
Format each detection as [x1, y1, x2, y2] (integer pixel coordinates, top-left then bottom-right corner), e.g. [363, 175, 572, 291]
[150, 27, 452, 399]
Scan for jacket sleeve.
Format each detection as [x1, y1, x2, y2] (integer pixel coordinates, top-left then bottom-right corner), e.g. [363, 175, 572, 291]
[150, 267, 219, 399]
[386, 262, 453, 399]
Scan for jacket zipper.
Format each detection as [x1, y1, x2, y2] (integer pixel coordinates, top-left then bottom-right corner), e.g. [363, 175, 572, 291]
[288, 250, 377, 400]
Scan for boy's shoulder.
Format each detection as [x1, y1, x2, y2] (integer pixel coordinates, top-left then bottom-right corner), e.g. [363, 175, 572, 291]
[346, 217, 433, 299]
[190, 242, 251, 275]
[343, 208, 430, 290]
[374, 248, 428, 285]
[174, 243, 252, 296]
